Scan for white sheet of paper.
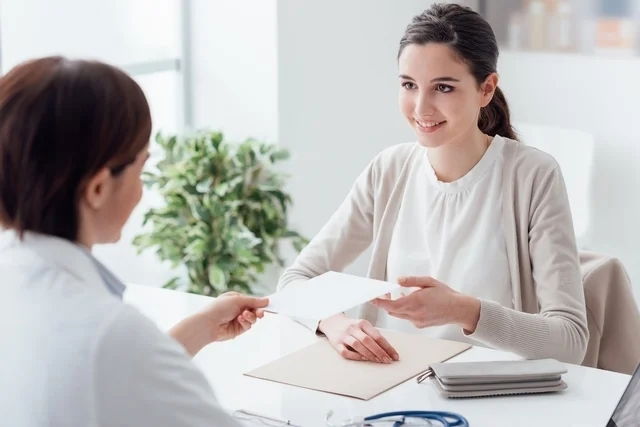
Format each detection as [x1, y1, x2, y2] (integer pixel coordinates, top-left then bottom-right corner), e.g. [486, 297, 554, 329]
[265, 271, 399, 320]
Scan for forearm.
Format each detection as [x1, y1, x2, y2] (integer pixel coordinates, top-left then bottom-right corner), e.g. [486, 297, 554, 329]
[169, 312, 214, 357]
[465, 299, 588, 363]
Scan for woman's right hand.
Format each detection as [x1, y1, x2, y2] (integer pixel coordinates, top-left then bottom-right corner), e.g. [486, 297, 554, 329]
[318, 314, 399, 363]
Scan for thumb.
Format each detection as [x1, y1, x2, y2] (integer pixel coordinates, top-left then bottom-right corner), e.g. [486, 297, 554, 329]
[397, 276, 440, 288]
[234, 295, 269, 309]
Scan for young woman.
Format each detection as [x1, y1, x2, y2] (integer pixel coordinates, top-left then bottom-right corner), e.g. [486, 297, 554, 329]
[0, 57, 263, 426]
[278, 3, 588, 365]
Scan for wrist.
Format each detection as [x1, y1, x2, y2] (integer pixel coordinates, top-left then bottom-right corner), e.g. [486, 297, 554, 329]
[454, 294, 481, 333]
[318, 312, 348, 334]
[169, 312, 215, 357]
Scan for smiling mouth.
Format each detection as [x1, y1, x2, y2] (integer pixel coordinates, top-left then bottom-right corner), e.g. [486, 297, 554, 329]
[415, 119, 446, 132]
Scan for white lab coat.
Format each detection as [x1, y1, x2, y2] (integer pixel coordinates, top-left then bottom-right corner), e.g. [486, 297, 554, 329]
[0, 230, 240, 427]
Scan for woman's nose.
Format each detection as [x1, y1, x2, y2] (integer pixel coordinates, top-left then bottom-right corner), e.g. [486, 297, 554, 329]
[414, 91, 436, 117]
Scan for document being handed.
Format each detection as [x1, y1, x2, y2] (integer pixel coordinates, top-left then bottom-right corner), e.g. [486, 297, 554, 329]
[265, 271, 399, 320]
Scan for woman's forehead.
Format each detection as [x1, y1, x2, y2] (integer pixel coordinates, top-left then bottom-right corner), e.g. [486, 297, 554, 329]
[398, 43, 470, 80]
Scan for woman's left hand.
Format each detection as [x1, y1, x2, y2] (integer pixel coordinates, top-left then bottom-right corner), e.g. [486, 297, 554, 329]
[372, 276, 481, 333]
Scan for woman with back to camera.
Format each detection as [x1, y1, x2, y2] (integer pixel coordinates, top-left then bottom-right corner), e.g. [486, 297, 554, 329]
[278, 3, 588, 365]
[0, 56, 263, 426]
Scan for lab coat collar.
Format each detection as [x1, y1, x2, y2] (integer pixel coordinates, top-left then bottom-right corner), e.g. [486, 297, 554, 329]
[0, 229, 116, 298]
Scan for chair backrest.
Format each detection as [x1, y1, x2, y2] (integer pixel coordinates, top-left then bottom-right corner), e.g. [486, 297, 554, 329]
[580, 251, 640, 374]
[515, 122, 594, 243]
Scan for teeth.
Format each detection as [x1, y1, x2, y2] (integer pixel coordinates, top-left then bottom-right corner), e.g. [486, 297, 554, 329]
[416, 120, 443, 128]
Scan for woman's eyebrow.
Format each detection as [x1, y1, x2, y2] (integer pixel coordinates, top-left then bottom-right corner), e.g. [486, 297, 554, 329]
[430, 76, 460, 83]
[398, 74, 461, 83]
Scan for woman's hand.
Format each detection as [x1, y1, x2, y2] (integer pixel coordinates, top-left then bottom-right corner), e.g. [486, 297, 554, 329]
[318, 313, 399, 363]
[170, 292, 269, 356]
[201, 292, 269, 341]
[372, 276, 480, 332]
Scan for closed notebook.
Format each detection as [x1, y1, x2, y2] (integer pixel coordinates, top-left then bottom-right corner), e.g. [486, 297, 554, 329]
[419, 358, 568, 398]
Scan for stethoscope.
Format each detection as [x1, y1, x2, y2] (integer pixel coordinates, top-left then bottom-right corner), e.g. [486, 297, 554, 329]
[325, 410, 469, 427]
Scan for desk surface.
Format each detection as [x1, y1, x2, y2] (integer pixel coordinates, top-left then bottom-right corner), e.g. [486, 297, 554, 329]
[125, 284, 630, 427]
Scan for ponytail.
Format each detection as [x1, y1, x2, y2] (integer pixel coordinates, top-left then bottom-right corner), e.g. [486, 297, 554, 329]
[479, 86, 517, 140]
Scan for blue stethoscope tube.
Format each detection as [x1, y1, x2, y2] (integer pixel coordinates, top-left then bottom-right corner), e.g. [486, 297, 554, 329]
[364, 410, 469, 427]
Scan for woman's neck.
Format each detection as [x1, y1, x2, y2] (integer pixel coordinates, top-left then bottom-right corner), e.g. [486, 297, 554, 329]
[427, 129, 491, 183]
[76, 218, 95, 250]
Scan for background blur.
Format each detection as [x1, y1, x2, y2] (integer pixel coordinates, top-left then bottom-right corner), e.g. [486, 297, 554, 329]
[1, 0, 638, 299]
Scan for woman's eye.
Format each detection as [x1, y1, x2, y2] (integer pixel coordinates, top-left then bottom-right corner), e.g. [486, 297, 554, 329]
[401, 81, 416, 90]
[435, 84, 453, 93]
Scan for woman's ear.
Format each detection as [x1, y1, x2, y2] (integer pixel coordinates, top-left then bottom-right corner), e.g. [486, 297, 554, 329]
[480, 73, 499, 107]
[81, 167, 113, 210]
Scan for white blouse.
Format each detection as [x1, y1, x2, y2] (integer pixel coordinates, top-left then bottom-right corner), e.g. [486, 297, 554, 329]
[382, 135, 513, 343]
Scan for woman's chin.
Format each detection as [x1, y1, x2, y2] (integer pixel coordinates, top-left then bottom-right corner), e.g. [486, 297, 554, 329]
[416, 134, 447, 149]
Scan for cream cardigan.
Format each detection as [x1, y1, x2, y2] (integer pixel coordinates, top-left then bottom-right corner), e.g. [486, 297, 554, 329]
[278, 137, 589, 364]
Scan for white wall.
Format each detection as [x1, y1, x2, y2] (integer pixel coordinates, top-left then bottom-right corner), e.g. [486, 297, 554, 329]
[276, 0, 430, 275]
[498, 51, 640, 290]
[189, 0, 278, 142]
[0, 0, 179, 70]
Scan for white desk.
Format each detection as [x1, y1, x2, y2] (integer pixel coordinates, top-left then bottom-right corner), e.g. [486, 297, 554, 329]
[125, 284, 631, 427]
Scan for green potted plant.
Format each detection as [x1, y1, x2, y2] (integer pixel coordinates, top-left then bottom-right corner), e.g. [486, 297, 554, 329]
[133, 130, 307, 296]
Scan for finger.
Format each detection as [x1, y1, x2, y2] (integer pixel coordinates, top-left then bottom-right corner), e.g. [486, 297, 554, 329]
[242, 310, 257, 324]
[397, 276, 439, 288]
[255, 309, 265, 318]
[360, 323, 400, 361]
[388, 311, 413, 320]
[371, 296, 408, 312]
[336, 344, 366, 361]
[352, 330, 394, 363]
[234, 295, 269, 309]
[219, 291, 241, 297]
[379, 292, 391, 300]
[237, 316, 251, 330]
[344, 335, 381, 363]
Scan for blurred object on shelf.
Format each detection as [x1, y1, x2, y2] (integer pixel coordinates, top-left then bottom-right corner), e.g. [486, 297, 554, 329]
[595, 0, 636, 56]
[483, 0, 639, 58]
[527, 0, 548, 50]
[548, 0, 575, 51]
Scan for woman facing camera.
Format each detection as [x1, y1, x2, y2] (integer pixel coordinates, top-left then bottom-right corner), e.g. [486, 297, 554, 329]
[0, 57, 262, 426]
[278, 3, 588, 365]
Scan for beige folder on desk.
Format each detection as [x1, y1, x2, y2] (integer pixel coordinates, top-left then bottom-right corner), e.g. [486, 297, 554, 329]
[245, 329, 470, 400]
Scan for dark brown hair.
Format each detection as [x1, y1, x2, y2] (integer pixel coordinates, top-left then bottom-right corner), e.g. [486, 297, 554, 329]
[398, 3, 517, 140]
[0, 56, 152, 240]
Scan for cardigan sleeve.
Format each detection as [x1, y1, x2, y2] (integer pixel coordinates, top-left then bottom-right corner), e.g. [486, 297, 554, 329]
[276, 158, 377, 331]
[277, 159, 375, 291]
[467, 164, 589, 364]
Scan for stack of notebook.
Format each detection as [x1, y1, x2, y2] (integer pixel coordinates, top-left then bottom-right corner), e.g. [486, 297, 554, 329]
[418, 358, 568, 398]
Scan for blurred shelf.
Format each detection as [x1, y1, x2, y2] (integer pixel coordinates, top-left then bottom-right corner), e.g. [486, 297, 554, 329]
[500, 47, 640, 64]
